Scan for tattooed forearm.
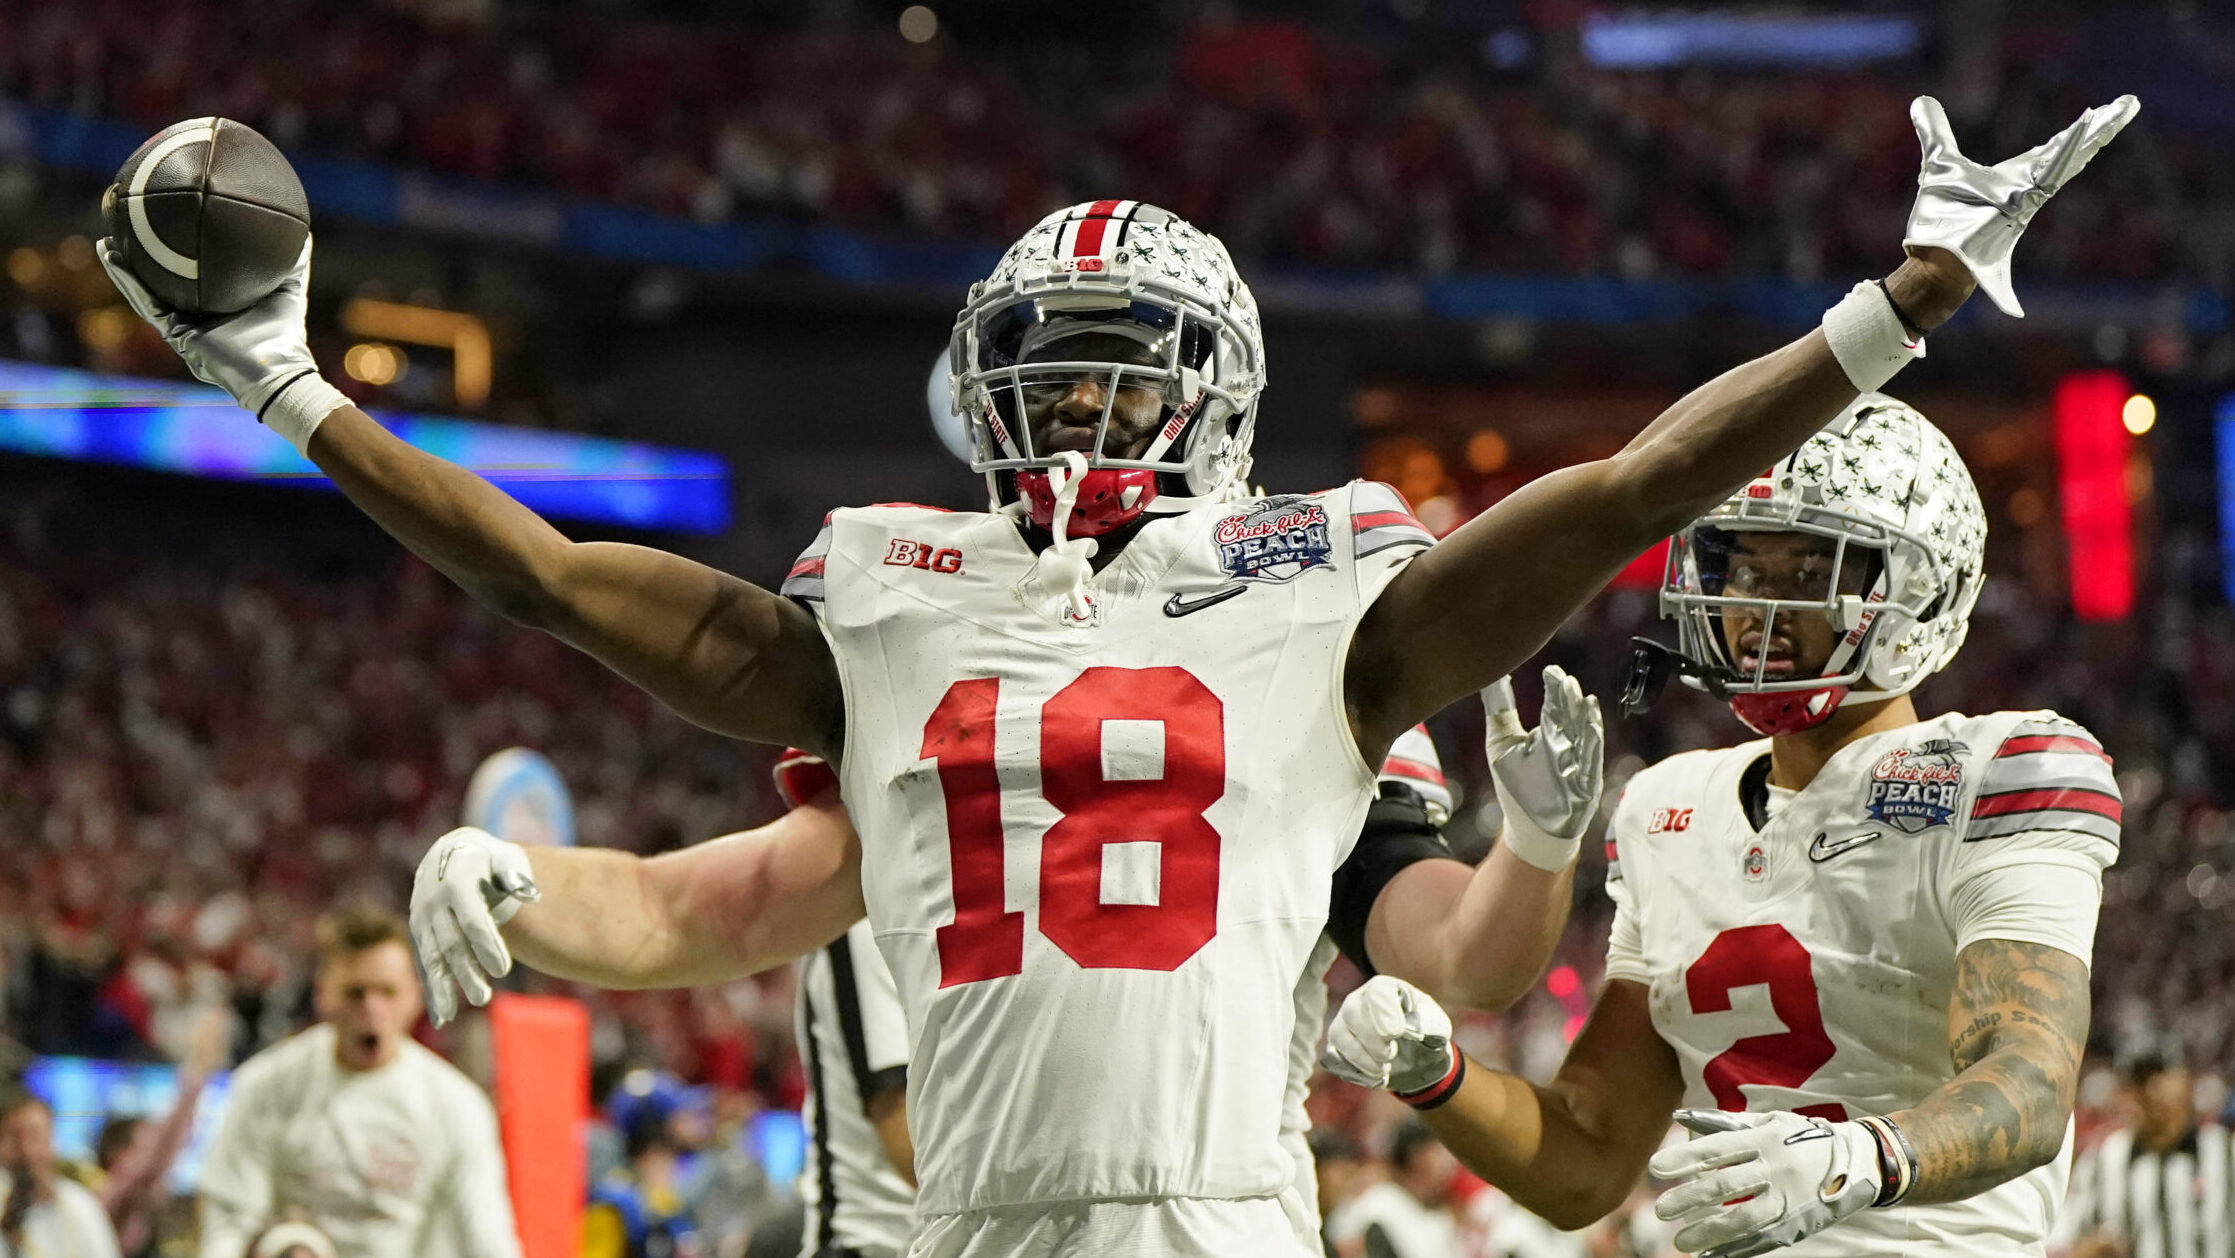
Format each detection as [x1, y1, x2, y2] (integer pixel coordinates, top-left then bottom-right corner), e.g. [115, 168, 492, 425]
[1891, 938, 2089, 1205]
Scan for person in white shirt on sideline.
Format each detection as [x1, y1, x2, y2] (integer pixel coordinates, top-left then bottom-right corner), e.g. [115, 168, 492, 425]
[1325, 1120, 1458, 1258]
[194, 906, 522, 1258]
[0, 1082, 121, 1258]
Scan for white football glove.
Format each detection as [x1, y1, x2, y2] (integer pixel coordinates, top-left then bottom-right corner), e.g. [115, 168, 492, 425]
[96, 235, 345, 448]
[411, 826, 541, 1027]
[1482, 664, 1604, 871]
[1650, 1109, 1884, 1258]
[1320, 975, 1456, 1096]
[1904, 93, 2139, 317]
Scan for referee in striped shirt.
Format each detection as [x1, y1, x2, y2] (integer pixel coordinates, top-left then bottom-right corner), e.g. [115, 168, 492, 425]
[2061, 1038, 2230, 1258]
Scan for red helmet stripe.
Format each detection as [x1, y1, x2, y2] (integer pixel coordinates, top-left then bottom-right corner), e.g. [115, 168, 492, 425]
[1071, 199, 1125, 260]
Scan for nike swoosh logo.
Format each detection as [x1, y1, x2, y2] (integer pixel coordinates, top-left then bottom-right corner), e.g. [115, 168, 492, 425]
[1163, 586, 1249, 617]
[1808, 831, 1884, 863]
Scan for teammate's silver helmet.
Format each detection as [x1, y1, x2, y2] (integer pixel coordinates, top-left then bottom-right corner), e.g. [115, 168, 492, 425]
[948, 200, 1267, 531]
[1656, 395, 1988, 734]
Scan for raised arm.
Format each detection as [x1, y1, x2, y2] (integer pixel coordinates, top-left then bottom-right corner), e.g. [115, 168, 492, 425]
[1346, 95, 2137, 754]
[411, 802, 864, 1024]
[97, 243, 841, 758]
[1324, 975, 1685, 1229]
[1347, 253, 1967, 753]
[1363, 669, 1601, 1011]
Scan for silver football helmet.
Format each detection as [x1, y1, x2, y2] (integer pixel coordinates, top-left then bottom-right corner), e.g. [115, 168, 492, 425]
[948, 200, 1267, 538]
[1634, 395, 1988, 735]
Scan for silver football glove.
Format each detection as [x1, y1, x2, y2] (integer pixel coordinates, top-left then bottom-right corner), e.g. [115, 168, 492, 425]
[97, 235, 322, 416]
[411, 826, 541, 1027]
[1650, 1109, 1884, 1258]
[1482, 664, 1604, 871]
[1904, 94, 2139, 317]
[1320, 975, 1456, 1096]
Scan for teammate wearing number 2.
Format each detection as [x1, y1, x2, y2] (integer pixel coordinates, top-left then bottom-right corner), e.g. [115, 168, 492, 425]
[1323, 397, 2119, 1258]
[103, 89, 2132, 1257]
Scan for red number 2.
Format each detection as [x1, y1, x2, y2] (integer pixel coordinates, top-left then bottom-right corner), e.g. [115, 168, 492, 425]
[921, 667, 1226, 987]
[1684, 924, 1847, 1122]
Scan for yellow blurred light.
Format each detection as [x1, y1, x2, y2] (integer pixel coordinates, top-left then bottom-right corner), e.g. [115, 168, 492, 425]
[2121, 393, 2156, 435]
[7, 247, 46, 289]
[339, 300, 486, 406]
[899, 4, 938, 41]
[77, 306, 132, 352]
[344, 342, 407, 387]
[1465, 428, 1510, 474]
[55, 236, 94, 272]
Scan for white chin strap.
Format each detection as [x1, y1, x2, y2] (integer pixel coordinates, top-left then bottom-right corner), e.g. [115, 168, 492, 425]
[1031, 451, 1098, 619]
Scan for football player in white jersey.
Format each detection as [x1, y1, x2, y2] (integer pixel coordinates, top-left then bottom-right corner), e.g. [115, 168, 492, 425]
[1323, 396, 2121, 1258]
[413, 692, 1599, 1257]
[110, 91, 2131, 1255]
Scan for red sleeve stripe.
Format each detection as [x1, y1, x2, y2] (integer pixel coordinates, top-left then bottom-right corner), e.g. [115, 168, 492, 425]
[1995, 734, 2110, 762]
[1971, 787, 2122, 822]
[1378, 755, 1446, 787]
[1354, 510, 1424, 532]
[788, 557, 826, 579]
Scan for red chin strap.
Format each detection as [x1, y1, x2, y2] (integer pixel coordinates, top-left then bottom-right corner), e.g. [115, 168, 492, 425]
[1017, 467, 1160, 537]
[1727, 685, 1849, 736]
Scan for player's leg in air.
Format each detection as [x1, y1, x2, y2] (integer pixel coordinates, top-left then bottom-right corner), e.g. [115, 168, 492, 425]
[110, 94, 2131, 1255]
[1323, 397, 2116, 1258]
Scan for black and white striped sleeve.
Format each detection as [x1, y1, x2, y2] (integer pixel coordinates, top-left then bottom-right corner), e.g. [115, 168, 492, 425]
[829, 924, 909, 1099]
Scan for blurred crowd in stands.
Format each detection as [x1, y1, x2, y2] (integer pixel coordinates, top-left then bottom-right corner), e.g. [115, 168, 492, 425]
[0, 463, 2229, 1252]
[0, 0, 2218, 287]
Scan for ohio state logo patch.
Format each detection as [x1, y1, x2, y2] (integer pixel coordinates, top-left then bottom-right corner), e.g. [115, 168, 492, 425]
[1865, 738, 1968, 834]
[1742, 843, 1767, 881]
[1214, 497, 1332, 583]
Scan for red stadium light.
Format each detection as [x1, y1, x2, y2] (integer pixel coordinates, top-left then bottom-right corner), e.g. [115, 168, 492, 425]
[2053, 370, 2136, 621]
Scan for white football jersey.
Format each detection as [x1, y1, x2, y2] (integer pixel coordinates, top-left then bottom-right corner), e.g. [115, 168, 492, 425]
[784, 483, 1430, 1219]
[1605, 710, 2120, 1256]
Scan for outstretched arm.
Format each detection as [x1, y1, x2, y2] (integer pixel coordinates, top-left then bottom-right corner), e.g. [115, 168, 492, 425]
[413, 803, 863, 1023]
[1347, 93, 2138, 754]
[505, 801, 864, 988]
[311, 409, 842, 756]
[1345, 252, 1969, 754]
[98, 244, 842, 758]
[1891, 938, 2089, 1203]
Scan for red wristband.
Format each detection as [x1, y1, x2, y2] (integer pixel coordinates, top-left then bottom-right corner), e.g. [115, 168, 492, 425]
[1395, 1050, 1466, 1111]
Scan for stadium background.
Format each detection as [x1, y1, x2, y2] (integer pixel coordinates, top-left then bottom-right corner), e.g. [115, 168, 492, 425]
[0, 0, 2229, 1254]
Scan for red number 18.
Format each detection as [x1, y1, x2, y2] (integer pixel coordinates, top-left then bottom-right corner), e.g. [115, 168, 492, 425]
[919, 666, 1226, 988]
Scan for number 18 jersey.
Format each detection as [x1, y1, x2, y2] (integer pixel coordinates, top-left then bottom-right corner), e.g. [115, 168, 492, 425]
[784, 484, 1431, 1220]
[1605, 710, 2120, 1255]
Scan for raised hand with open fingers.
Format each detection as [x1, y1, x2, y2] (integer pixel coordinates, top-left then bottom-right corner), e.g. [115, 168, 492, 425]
[1484, 664, 1605, 871]
[1903, 94, 2140, 317]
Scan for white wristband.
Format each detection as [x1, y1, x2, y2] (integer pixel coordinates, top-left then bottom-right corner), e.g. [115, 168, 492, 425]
[1822, 281, 1925, 393]
[1496, 804, 1581, 872]
[260, 373, 351, 456]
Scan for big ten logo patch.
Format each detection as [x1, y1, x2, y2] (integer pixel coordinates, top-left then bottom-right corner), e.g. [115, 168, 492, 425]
[885, 539, 964, 574]
[1647, 807, 1693, 834]
[1865, 738, 1967, 834]
[1214, 497, 1333, 583]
